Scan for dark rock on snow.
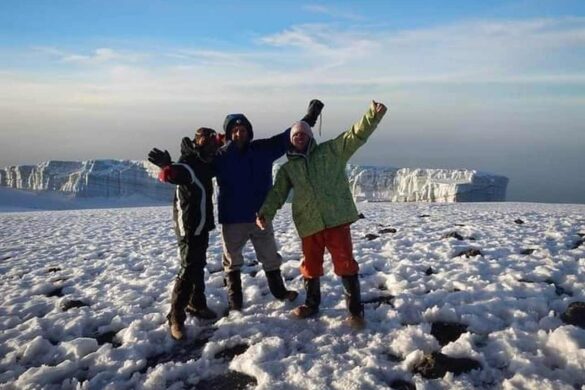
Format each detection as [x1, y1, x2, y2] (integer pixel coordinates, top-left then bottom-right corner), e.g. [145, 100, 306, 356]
[196, 371, 257, 390]
[454, 248, 482, 258]
[561, 302, 585, 329]
[514, 219, 525, 225]
[214, 344, 249, 360]
[431, 322, 468, 346]
[379, 227, 397, 234]
[442, 232, 464, 240]
[60, 299, 88, 311]
[95, 331, 122, 347]
[412, 352, 481, 379]
[520, 248, 536, 255]
[389, 379, 416, 390]
[425, 267, 434, 276]
[47, 267, 62, 273]
[364, 233, 380, 241]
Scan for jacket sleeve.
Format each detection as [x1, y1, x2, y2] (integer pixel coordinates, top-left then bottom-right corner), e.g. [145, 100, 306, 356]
[158, 163, 197, 185]
[259, 167, 292, 221]
[252, 128, 292, 161]
[331, 101, 386, 161]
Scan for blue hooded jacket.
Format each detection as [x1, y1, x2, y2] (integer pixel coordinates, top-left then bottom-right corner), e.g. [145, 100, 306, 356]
[214, 113, 291, 224]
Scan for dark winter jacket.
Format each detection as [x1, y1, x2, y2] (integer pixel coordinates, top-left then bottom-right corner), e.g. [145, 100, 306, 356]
[214, 128, 290, 224]
[160, 149, 215, 237]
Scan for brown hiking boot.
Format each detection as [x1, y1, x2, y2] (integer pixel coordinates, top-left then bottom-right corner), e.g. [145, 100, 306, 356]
[346, 314, 366, 330]
[186, 305, 218, 320]
[169, 323, 185, 340]
[292, 304, 319, 318]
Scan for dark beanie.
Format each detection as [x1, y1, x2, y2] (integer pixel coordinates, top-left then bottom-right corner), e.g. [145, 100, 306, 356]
[223, 114, 253, 141]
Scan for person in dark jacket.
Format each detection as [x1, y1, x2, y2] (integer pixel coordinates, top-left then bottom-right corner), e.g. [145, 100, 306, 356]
[214, 100, 324, 311]
[148, 127, 220, 341]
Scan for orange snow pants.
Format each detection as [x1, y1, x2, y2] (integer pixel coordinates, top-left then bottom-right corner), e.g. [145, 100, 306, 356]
[300, 224, 359, 278]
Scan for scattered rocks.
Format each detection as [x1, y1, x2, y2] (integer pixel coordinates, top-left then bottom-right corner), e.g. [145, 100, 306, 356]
[425, 267, 434, 276]
[364, 233, 380, 241]
[520, 248, 536, 255]
[453, 248, 482, 258]
[1, 256, 12, 261]
[214, 344, 249, 360]
[560, 302, 585, 328]
[378, 227, 397, 234]
[196, 371, 257, 390]
[60, 299, 88, 311]
[47, 267, 62, 273]
[514, 219, 525, 225]
[389, 379, 416, 390]
[419, 214, 431, 218]
[358, 213, 366, 219]
[95, 331, 122, 347]
[362, 295, 395, 308]
[412, 352, 481, 379]
[431, 322, 468, 346]
[442, 232, 464, 240]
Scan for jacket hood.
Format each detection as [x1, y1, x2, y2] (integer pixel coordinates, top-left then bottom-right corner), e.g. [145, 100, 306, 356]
[223, 114, 254, 141]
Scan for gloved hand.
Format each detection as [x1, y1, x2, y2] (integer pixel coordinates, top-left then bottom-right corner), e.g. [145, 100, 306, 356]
[302, 99, 324, 127]
[148, 148, 172, 168]
[181, 136, 196, 156]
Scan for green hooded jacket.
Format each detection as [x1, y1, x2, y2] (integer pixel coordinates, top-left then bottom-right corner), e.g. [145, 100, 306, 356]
[259, 102, 386, 238]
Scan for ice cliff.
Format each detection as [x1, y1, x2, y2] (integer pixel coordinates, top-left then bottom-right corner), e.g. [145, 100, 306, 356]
[345, 165, 508, 202]
[1, 160, 508, 203]
[0, 160, 173, 201]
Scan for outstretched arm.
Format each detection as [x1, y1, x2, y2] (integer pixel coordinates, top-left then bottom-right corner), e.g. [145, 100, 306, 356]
[331, 100, 387, 161]
[256, 167, 292, 229]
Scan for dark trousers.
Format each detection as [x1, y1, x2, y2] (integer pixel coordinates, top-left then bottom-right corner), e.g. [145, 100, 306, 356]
[168, 231, 209, 325]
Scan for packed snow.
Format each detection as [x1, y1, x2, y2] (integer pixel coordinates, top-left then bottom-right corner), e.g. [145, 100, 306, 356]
[0, 202, 584, 389]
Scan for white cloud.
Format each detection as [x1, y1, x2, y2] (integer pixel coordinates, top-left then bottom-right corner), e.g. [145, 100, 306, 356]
[302, 4, 365, 21]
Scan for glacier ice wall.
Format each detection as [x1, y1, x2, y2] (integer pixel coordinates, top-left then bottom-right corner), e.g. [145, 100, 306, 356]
[0, 160, 173, 201]
[345, 165, 508, 202]
[1, 160, 508, 203]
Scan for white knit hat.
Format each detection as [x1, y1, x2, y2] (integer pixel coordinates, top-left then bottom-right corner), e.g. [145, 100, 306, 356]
[290, 121, 313, 142]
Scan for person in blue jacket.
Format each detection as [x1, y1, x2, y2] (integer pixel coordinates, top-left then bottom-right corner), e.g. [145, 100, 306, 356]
[215, 99, 324, 311]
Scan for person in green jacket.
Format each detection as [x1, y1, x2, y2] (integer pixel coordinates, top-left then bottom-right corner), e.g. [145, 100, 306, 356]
[256, 100, 388, 328]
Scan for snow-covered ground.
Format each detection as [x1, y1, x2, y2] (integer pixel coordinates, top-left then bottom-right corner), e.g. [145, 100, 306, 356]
[0, 202, 584, 389]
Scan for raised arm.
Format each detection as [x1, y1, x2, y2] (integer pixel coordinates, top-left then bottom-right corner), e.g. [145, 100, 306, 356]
[253, 99, 324, 160]
[256, 167, 293, 229]
[331, 100, 387, 161]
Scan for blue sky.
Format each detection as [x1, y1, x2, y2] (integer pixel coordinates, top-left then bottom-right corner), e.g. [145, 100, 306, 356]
[1, 1, 584, 202]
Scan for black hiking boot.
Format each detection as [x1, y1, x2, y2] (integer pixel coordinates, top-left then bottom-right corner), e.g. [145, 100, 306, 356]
[266, 269, 298, 302]
[342, 274, 365, 329]
[225, 270, 243, 311]
[187, 285, 217, 320]
[292, 277, 320, 318]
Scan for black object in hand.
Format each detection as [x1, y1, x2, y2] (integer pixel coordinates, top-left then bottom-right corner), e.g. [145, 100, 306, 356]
[303, 99, 324, 127]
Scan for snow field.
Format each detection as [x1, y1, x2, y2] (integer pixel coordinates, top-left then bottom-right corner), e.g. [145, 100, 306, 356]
[0, 202, 584, 389]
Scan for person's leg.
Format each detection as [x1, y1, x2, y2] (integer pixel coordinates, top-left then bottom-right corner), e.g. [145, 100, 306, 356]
[292, 230, 326, 318]
[324, 224, 364, 328]
[168, 232, 209, 339]
[185, 232, 216, 319]
[249, 221, 297, 301]
[221, 224, 250, 311]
